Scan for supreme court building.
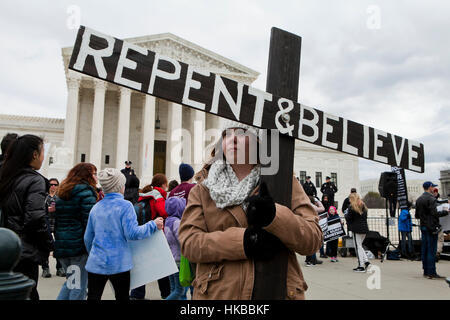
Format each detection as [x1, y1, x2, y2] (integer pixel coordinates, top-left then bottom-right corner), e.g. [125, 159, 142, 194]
[0, 32, 360, 208]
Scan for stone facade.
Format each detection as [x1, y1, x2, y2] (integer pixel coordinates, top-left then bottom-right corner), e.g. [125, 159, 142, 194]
[294, 140, 360, 209]
[439, 169, 450, 198]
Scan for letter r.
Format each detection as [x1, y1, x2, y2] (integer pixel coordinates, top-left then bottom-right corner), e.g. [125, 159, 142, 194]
[73, 27, 115, 79]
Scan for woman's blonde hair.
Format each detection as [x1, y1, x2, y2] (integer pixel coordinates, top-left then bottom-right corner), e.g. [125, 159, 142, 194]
[348, 193, 367, 214]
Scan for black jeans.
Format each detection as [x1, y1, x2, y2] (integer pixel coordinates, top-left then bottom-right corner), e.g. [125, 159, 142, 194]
[158, 276, 171, 299]
[87, 271, 130, 300]
[14, 258, 39, 300]
[327, 239, 339, 257]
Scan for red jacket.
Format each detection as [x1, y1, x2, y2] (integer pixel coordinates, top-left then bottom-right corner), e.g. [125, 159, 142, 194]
[137, 186, 168, 220]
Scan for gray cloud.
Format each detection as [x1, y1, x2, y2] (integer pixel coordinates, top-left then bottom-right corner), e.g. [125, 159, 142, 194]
[0, 0, 448, 181]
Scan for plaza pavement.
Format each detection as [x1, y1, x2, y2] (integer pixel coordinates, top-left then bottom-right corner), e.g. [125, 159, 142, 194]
[37, 254, 449, 300]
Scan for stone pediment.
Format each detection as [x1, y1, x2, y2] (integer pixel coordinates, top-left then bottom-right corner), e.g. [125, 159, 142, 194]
[62, 32, 259, 85]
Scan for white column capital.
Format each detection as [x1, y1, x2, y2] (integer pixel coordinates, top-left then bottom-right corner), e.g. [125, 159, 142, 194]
[119, 86, 132, 96]
[93, 79, 107, 91]
[67, 78, 81, 90]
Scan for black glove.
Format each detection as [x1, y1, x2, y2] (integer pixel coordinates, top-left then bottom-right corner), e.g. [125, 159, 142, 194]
[243, 227, 284, 261]
[246, 181, 276, 228]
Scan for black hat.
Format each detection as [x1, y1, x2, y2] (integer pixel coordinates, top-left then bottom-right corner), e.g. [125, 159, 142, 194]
[125, 161, 132, 165]
[351, 188, 357, 193]
[326, 176, 331, 180]
[306, 176, 311, 179]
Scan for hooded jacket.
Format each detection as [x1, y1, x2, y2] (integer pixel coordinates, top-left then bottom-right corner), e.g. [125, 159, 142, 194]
[84, 193, 158, 275]
[54, 183, 97, 258]
[1, 167, 54, 264]
[179, 166, 323, 300]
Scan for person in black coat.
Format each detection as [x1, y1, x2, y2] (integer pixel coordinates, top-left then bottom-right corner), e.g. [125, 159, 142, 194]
[342, 188, 357, 213]
[321, 176, 338, 206]
[124, 172, 140, 204]
[345, 193, 370, 273]
[415, 181, 448, 279]
[0, 134, 54, 300]
[302, 176, 317, 197]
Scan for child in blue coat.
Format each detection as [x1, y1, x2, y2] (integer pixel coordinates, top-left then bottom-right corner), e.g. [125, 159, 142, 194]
[398, 202, 415, 259]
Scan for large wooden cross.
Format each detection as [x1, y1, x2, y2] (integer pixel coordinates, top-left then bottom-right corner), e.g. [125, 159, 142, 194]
[68, 26, 424, 299]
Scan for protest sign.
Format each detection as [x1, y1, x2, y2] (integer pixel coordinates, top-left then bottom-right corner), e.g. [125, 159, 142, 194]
[69, 26, 425, 173]
[128, 230, 178, 290]
[318, 213, 328, 233]
[438, 203, 450, 232]
[323, 218, 346, 242]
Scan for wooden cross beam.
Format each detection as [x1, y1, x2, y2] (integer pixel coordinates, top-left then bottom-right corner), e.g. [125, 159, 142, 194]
[68, 26, 425, 175]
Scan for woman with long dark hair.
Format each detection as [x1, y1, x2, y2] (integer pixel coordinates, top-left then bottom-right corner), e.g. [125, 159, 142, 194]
[54, 162, 98, 300]
[178, 120, 322, 300]
[0, 134, 54, 300]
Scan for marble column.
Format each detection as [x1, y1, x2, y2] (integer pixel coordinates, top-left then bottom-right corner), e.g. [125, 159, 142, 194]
[63, 77, 81, 166]
[140, 95, 156, 186]
[89, 80, 106, 170]
[191, 109, 205, 173]
[165, 102, 182, 181]
[116, 87, 131, 169]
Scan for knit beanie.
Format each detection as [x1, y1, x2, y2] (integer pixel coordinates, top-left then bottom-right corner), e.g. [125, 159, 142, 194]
[329, 206, 337, 213]
[179, 163, 194, 182]
[98, 168, 126, 194]
[221, 119, 260, 138]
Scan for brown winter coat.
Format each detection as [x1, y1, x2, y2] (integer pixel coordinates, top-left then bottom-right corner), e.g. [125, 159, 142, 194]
[179, 167, 323, 300]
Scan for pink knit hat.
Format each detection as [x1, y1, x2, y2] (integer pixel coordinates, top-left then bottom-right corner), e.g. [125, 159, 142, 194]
[328, 206, 337, 213]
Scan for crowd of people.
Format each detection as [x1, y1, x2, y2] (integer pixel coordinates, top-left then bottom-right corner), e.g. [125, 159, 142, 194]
[0, 126, 448, 301]
[300, 174, 449, 278]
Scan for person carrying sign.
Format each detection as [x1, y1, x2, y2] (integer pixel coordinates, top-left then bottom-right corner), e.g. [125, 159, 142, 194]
[326, 206, 340, 262]
[84, 168, 164, 300]
[179, 120, 322, 300]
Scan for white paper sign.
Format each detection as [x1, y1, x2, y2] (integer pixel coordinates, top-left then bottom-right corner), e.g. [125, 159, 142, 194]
[318, 213, 328, 233]
[128, 230, 178, 290]
[438, 203, 450, 231]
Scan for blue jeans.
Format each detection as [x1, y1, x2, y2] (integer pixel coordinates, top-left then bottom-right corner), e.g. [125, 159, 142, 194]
[165, 272, 188, 300]
[420, 226, 438, 276]
[57, 254, 88, 300]
[400, 231, 414, 257]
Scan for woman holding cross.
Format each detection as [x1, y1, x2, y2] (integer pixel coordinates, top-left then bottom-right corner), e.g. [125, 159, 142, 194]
[179, 120, 322, 300]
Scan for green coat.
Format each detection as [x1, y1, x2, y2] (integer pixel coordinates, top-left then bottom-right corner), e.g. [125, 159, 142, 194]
[54, 183, 97, 258]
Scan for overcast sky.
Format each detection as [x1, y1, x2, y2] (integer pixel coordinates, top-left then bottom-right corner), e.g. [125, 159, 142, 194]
[0, 0, 448, 182]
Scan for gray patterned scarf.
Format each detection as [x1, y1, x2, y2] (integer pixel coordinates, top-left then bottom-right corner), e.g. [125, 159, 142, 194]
[203, 160, 261, 210]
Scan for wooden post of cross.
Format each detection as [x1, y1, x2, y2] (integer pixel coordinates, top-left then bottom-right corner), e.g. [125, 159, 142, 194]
[252, 27, 301, 300]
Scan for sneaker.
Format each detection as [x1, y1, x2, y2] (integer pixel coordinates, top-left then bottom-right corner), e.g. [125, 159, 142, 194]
[42, 268, 51, 278]
[305, 262, 314, 267]
[330, 257, 336, 262]
[314, 259, 323, 265]
[320, 254, 328, 258]
[353, 267, 366, 273]
[334, 257, 339, 262]
[364, 262, 371, 271]
[56, 268, 66, 277]
[430, 274, 445, 279]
